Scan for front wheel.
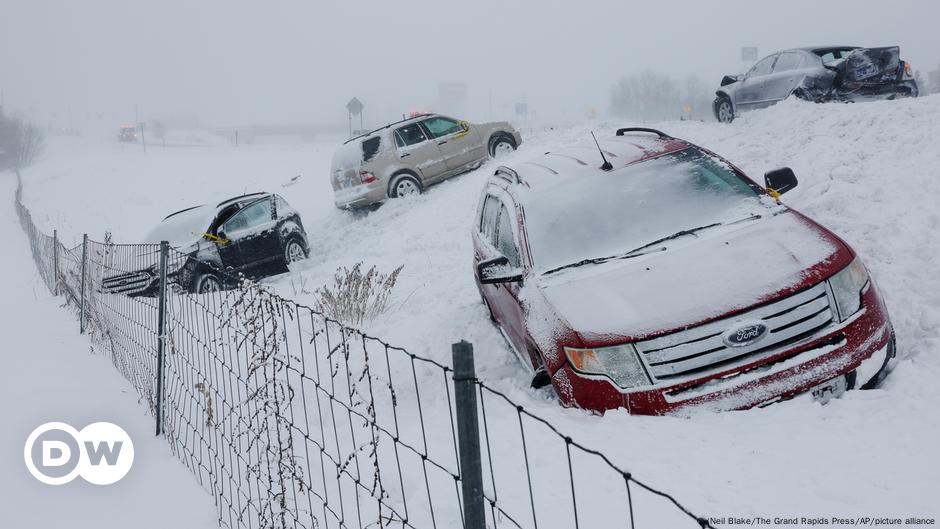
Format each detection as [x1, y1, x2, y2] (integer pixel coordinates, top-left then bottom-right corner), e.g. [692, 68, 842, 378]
[715, 96, 734, 123]
[193, 272, 223, 294]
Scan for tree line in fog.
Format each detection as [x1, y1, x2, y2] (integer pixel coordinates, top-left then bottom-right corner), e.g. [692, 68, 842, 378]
[610, 71, 715, 121]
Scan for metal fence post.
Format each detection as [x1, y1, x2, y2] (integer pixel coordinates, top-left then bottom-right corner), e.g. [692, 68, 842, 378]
[79, 233, 88, 334]
[452, 341, 486, 529]
[52, 229, 59, 296]
[155, 241, 169, 436]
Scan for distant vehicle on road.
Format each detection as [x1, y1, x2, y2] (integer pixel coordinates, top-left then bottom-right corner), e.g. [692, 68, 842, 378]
[101, 192, 309, 296]
[473, 128, 895, 415]
[118, 125, 138, 142]
[331, 114, 521, 209]
[714, 46, 918, 122]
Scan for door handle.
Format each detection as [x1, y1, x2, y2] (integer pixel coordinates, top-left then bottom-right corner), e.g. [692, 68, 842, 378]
[400, 152, 411, 158]
[438, 140, 448, 145]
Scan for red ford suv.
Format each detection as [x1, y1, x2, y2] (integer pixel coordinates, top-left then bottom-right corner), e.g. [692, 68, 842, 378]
[472, 128, 895, 415]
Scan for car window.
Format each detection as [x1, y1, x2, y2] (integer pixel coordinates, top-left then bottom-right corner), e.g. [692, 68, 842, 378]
[496, 204, 520, 267]
[773, 52, 804, 72]
[222, 199, 273, 236]
[422, 117, 463, 138]
[480, 195, 500, 246]
[395, 124, 428, 147]
[361, 136, 381, 162]
[748, 55, 776, 77]
[816, 48, 855, 63]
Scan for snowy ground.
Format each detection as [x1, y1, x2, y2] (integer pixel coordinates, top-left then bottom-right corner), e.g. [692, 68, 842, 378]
[0, 176, 218, 527]
[15, 97, 940, 524]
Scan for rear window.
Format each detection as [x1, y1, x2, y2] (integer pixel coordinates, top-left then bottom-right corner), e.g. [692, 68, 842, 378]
[362, 136, 381, 162]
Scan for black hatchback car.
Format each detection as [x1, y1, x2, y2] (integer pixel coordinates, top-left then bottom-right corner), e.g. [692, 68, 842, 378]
[102, 192, 309, 296]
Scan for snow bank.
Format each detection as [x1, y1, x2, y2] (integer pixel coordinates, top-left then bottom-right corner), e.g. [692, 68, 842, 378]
[0, 176, 218, 528]
[17, 96, 940, 523]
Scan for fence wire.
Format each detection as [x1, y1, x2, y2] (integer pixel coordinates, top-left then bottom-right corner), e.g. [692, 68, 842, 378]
[13, 171, 715, 529]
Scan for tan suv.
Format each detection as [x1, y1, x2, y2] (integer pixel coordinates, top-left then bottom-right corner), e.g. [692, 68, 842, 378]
[331, 114, 521, 209]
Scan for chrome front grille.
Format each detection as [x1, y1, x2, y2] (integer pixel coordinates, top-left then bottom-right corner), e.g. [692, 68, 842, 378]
[101, 270, 154, 295]
[635, 282, 835, 383]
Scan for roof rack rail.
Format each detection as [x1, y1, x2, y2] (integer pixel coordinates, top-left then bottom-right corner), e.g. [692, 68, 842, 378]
[615, 127, 673, 139]
[343, 113, 435, 145]
[493, 166, 521, 185]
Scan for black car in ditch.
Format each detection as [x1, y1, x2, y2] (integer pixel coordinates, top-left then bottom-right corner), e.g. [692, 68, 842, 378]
[101, 192, 309, 296]
[714, 46, 919, 123]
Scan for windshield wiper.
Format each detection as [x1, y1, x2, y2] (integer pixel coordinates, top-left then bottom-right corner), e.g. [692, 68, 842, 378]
[543, 221, 730, 276]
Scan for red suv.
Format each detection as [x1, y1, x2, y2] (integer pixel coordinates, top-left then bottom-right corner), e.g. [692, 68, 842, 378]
[472, 128, 895, 415]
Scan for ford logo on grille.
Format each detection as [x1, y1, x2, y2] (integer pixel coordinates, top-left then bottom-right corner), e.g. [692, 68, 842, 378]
[722, 321, 769, 348]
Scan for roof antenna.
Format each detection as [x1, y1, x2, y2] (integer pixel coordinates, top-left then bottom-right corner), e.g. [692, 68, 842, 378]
[591, 131, 613, 171]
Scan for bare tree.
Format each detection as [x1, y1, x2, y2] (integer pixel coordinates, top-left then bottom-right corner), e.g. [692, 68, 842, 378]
[0, 110, 45, 170]
[151, 119, 167, 148]
[15, 120, 45, 168]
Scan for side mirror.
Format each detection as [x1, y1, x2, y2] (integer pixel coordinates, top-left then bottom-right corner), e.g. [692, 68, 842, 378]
[460, 120, 470, 132]
[720, 74, 741, 87]
[478, 256, 523, 285]
[764, 167, 798, 196]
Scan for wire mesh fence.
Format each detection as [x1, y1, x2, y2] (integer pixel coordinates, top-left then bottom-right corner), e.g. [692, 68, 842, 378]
[13, 172, 715, 529]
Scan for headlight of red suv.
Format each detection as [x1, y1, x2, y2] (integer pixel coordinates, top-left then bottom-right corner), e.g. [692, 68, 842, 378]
[828, 258, 870, 322]
[565, 344, 652, 389]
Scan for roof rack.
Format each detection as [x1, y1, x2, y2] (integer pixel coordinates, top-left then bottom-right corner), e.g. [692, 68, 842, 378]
[615, 127, 673, 139]
[493, 166, 521, 185]
[343, 113, 435, 145]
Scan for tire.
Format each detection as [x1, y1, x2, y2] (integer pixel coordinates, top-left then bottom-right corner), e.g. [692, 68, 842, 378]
[389, 173, 422, 198]
[901, 81, 919, 98]
[715, 96, 734, 123]
[489, 135, 516, 157]
[284, 236, 308, 266]
[192, 272, 223, 294]
[792, 87, 812, 101]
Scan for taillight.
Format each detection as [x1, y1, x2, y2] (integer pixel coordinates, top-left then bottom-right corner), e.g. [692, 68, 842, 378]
[359, 171, 377, 184]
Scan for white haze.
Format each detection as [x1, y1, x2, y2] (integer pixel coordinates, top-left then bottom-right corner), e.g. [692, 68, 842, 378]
[2, 0, 938, 131]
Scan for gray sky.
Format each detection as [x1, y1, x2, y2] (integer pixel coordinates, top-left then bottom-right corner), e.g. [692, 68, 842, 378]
[2, 0, 938, 129]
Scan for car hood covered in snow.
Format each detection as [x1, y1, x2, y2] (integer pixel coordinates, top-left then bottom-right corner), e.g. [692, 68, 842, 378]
[536, 210, 849, 342]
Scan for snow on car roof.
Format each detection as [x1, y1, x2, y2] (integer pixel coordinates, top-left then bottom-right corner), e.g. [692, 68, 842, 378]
[503, 133, 690, 192]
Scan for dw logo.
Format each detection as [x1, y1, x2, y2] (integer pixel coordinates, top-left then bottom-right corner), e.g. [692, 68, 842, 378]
[24, 422, 134, 485]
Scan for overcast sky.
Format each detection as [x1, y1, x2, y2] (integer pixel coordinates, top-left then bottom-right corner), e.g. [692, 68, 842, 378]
[2, 0, 938, 130]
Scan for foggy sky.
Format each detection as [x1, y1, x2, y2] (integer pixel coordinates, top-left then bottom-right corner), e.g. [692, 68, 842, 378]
[2, 0, 938, 130]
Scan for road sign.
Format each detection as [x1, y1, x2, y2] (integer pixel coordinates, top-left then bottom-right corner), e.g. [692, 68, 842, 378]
[741, 47, 759, 62]
[346, 97, 364, 116]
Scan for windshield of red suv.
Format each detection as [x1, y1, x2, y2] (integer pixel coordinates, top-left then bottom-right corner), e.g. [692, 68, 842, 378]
[525, 147, 767, 274]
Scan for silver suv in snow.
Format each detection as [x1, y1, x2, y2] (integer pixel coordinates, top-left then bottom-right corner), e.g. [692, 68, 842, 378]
[331, 114, 521, 209]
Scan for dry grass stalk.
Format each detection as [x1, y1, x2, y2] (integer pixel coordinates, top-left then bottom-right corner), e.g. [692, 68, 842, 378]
[314, 263, 403, 326]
